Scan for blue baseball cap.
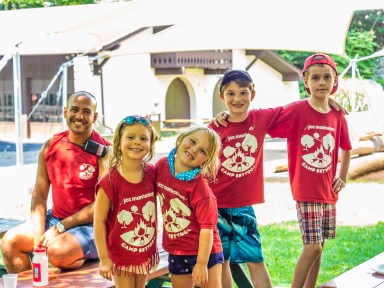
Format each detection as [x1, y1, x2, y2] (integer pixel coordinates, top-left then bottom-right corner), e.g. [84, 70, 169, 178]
[219, 70, 253, 92]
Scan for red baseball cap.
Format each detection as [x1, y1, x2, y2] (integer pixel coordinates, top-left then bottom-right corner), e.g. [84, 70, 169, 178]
[302, 53, 338, 95]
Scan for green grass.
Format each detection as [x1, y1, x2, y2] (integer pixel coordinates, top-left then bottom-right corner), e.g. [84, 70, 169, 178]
[260, 221, 384, 287]
[163, 221, 384, 287]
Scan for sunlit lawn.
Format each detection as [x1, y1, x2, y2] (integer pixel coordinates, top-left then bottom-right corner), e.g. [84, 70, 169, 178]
[260, 221, 384, 287]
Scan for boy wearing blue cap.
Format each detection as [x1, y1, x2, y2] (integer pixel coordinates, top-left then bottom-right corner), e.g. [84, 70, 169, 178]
[268, 53, 351, 288]
[208, 69, 282, 288]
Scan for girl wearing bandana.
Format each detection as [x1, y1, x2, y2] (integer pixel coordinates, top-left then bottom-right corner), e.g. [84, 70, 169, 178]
[156, 127, 223, 288]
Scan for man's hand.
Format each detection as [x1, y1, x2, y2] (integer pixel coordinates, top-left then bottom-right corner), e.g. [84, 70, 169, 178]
[212, 111, 229, 127]
[40, 226, 61, 248]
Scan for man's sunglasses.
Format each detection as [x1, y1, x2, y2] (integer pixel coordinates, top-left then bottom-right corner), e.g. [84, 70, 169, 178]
[123, 115, 152, 126]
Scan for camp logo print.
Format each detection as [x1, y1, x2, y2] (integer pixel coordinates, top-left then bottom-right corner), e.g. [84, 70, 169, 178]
[222, 133, 257, 174]
[301, 131, 335, 171]
[158, 193, 191, 235]
[118, 201, 156, 247]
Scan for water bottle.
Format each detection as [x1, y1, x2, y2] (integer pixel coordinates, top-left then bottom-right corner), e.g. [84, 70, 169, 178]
[32, 244, 49, 286]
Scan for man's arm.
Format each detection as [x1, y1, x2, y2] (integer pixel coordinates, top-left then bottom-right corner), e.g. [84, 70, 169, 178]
[31, 140, 51, 248]
[58, 203, 95, 230]
[98, 146, 112, 179]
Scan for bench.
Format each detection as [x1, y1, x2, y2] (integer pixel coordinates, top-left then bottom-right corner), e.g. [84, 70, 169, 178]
[0, 249, 169, 288]
[161, 119, 211, 134]
[0, 252, 253, 287]
[0, 218, 25, 238]
[319, 252, 384, 288]
[0, 218, 26, 276]
[0, 218, 253, 287]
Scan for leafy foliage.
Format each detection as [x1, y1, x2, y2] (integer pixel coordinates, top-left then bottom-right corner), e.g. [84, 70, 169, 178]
[276, 9, 384, 96]
[0, 0, 94, 9]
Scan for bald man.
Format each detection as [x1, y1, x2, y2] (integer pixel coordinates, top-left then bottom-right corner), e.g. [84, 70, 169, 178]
[1, 91, 110, 273]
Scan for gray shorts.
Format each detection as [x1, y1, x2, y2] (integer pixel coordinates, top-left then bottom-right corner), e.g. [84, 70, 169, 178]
[46, 209, 98, 260]
[217, 206, 264, 263]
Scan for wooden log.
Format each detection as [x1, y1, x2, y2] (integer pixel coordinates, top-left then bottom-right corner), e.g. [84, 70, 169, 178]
[350, 140, 375, 156]
[358, 132, 382, 141]
[275, 164, 288, 173]
[347, 152, 384, 179]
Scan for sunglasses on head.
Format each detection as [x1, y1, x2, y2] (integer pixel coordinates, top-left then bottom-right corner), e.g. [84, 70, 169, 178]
[123, 115, 152, 126]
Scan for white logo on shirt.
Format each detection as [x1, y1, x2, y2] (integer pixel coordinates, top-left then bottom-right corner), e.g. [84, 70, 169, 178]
[159, 193, 191, 236]
[222, 133, 258, 173]
[79, 163, 96, 180]
[301, 132, 335, 172]
[119, 201, 156, 248]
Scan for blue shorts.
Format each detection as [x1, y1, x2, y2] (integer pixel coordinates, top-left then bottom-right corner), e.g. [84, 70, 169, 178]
[217, 206, 264, 263]
[168, 252, 224, 275]
[46, 209, 98, 260]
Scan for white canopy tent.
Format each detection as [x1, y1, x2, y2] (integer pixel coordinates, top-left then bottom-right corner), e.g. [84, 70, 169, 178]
[0, 0, 204, 56]
[109, 0, 384, 57]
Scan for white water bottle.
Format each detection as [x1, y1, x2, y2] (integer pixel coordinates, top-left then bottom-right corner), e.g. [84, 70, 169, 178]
[32, 244, 49, 286]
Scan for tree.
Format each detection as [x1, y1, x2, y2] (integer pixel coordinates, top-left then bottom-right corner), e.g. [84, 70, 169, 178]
[276, 9, 383, 96]
[0, 0, 94, 9]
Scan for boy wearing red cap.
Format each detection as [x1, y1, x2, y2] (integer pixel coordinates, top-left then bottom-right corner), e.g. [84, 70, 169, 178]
[268, 53, 352, 288]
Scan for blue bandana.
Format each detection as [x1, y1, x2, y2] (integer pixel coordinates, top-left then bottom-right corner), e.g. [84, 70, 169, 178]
[167, 147, 201, 182]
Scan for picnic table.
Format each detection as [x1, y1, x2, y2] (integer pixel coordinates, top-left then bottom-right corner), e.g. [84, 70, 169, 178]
[161, 118, 210, 133]
[0, 249, 169, 288]
[1, 219, 253, 287]
[0, 218, 25, 238]
[319, 252, 384, 288]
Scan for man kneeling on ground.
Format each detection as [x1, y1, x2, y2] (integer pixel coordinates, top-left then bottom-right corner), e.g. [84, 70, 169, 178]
[1, 91, 110, 273]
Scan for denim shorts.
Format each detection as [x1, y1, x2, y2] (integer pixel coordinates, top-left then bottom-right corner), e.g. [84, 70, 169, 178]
[46, 209, 98, 260]
[217, 206, 264, 263]
[168, 252, 224, 275]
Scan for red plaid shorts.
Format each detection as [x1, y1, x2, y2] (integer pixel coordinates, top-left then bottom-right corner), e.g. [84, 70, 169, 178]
[296, 202, 336, 244]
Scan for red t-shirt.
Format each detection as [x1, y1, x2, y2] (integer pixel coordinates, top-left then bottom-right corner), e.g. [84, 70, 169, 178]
[45, 130, 110, 218]
[208, 108, 282, 208]
[96, 165, 159, 273]
[156, 157, 222, 256]
[268, 100, 352, 204]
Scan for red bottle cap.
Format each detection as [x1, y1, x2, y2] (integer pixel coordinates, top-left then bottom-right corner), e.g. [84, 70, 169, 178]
[34, 244, 46, 253]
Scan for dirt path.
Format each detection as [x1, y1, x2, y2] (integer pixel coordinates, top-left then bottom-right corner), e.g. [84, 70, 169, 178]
[255, 180, 384, 226]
